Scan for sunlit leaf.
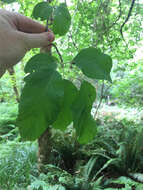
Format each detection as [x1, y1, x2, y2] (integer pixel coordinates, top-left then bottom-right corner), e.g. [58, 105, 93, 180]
[53, 3, 71, 36]
[24, 53, 57, 73]
[73, 47, 112, 82]
[33, 2, 53, 21]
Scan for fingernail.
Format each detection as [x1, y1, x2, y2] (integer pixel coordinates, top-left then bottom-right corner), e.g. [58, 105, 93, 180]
[47, 32, 55, 42]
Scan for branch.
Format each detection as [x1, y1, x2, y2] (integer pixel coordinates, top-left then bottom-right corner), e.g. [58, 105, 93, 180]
[108, 0, 122, 29]
[7, 67, 19, 103]
[120, 0, 136, 39]
[51, 43, 64, 68]
[45, 0, 64, 68]
[69, 31, 79, 51]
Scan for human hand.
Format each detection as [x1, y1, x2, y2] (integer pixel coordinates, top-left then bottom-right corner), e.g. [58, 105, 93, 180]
[0, 9, 54, 78]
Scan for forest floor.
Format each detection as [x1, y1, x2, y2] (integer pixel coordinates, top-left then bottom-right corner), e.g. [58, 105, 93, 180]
[0, 103, 143, 189]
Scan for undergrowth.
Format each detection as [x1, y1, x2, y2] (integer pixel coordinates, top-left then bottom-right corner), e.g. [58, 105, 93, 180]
[1, 104, 143, 189]
[0, 103, 18, 140]
[0, 141, 37, 190]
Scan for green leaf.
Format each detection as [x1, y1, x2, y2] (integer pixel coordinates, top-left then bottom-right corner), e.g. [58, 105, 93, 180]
[24, 53, 57, 73]
[77, 114, 97, 144]
[53, 80, 78, 130]
[53, 3, 71, 36]
[84, 156, 98, 179]
[73, 47, 112, 82]
[17, 70, 64, 141]
[32, 2, 53, 21]
[72, 81, 97, 144]
[1, 0, 16, 3]
[17, 112, 47, 142]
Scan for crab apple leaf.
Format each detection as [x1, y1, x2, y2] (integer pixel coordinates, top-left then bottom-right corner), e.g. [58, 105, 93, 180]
[73, 47, 112, 82]
[77, 113, 97, 144]
[1, 0, 16, 3]
[53, 80, 78, 130]
[33, 2, 53, 21]
[17, 70, 64, 141]
[72, 81, 97, 144]
[24, 53, 57, 73]
[53, 3, 71, 36]
[17, 112, 47, 141]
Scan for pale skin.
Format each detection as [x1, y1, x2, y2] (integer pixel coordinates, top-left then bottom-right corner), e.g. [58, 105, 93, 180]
[0, 9, 54, 78]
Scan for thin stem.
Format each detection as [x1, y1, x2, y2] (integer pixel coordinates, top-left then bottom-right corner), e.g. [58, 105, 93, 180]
[51, 43, 64, 68]
[120, 0, 136, 39]
[94, 80, 105, 119]
[108, 0, 122, 29]
[69, 31, 79, 51]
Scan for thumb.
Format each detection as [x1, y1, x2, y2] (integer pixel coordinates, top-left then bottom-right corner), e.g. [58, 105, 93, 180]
[19, 31, 54, 50]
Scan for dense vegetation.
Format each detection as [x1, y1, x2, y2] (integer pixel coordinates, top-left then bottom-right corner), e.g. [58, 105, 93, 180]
[0, 0, 143, 189]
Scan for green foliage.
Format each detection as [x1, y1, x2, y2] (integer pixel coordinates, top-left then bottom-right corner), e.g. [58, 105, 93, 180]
[53, 3, 71, 36]
[1, 112, 143, 189]
[111, 62, 143, 106]
[3, 0, 113, 144]
[0, 141, 37, 189]
[72, 81, 97, 144]
[0, 103, 17, 137]
[88, 125, 143, 178]
[32, 2, 53, 21]
[1, 0, 143, 189]
[83, 156, 98, 181]
[53, 80, 78, 131]
[29, 178, 50, 190]
[108, 176, 143, 190]
[17, 70, 63, 141]
[17, 48, 112, 143]
[115, 126, 143, 173]
[17, 0, 114, 144]
[24, 53, 57, 73]
[73, 48, 112, 82]
[32, 2, 71, 36]
[1, 0, 16, 3]
[75, 108, 143, 184]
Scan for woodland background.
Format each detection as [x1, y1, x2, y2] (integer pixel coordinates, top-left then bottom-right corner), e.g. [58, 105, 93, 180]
[1, 0, 143, 189]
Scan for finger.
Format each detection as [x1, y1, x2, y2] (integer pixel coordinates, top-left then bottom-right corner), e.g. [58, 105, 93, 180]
[0, 9, 46, 33]
[18, 31, 54, 49]
[14, 13, 46, 33]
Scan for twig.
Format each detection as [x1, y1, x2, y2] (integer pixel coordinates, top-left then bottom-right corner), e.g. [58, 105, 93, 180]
[94, 80, 105, 119]
[108, 0, 122, 29]
[45, 20, 49, 32]
[51, 43, 64, 68]
[69, 31, 79, 51]
[120, 0, 136, 39]
[99, 0, 122, 38]
[45, 0, 64, 68]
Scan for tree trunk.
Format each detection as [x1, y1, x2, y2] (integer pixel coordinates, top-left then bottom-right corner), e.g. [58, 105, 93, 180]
[38, 127, 53, 173]
[7, 67, 19, 102]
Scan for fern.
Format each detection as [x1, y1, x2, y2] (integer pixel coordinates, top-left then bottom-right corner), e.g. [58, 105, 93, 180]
[107, 176, 143, 190]
[129, 173, 143, 183]
[28, 180, 50, 190]
[116, 126, 143, 173]
[0, 103, 18, 140]
[0, 141, 37, 189]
